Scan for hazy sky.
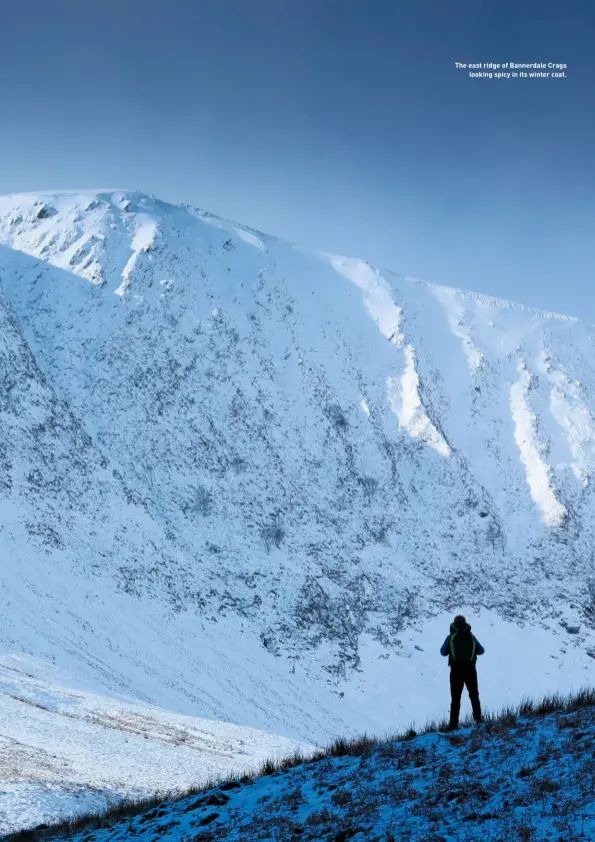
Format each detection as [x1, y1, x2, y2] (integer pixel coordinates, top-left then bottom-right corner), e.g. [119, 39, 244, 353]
[1, 0, 593, 319]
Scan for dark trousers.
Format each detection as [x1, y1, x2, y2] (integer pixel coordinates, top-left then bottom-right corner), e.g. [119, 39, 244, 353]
[449, 664, 482, 726]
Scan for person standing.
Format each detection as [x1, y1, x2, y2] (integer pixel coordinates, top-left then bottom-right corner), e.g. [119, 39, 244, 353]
[440, 614, 485, 731]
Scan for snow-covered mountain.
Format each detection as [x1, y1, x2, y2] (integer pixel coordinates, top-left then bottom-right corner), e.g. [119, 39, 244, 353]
[0, 189, 594, 823]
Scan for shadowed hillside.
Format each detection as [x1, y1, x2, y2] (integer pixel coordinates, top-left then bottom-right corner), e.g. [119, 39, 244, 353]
[7, 688, 595, 842]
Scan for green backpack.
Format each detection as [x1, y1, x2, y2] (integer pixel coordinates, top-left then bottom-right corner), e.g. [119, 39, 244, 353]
[449, 629, 476, 665]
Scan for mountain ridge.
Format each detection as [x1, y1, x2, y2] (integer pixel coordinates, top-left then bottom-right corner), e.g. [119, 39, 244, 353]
[0, 187, 594, 748]
[1, 188, 586, 321]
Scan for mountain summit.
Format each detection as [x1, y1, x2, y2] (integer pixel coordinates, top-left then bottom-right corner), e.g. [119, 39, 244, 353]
[0, 189, 594, 753]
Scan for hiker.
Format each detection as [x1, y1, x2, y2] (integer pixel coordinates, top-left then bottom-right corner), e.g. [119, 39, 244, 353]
[440, 615, 485, 731]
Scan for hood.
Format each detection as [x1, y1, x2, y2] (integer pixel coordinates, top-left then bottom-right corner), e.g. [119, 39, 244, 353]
[450, 622, 471, 634]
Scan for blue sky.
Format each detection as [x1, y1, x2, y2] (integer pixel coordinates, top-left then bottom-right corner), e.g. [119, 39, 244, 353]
[1, 0, 593, 318]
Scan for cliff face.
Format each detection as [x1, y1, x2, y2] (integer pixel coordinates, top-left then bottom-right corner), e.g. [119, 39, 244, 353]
[0, 189, 594, 745]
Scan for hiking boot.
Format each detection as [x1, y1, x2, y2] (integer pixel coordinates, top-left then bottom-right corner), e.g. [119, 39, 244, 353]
[440, 724, 458, 733]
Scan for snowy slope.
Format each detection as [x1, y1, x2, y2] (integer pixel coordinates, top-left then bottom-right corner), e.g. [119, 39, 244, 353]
[24, 701, 595, 842]
[0, 189, 594, 825]
[0, 658, 310, 835]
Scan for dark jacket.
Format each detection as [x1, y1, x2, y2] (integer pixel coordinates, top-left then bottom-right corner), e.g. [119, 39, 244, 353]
[440, 621, 484, 666]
